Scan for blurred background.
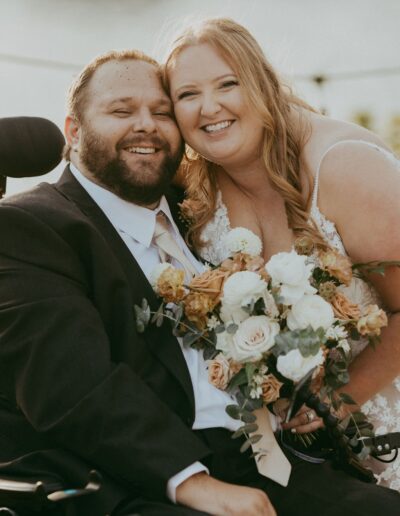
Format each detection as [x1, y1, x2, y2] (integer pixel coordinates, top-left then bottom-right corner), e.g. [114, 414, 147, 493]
[1, 0, 399, 195]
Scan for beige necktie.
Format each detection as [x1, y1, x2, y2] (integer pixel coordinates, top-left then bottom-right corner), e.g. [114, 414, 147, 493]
[153, 212, 197, 279]
[251, 407, 292, 486]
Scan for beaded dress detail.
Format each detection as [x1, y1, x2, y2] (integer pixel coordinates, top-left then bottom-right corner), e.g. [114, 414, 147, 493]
[198, 140, 400, 489]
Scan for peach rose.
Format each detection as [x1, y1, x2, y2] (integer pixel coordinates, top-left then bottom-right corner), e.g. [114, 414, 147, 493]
[157, 268, 186, 303]
[331, 291, 361, 320]
[208, 353, 232, 390]
[183, 292, 214, 329]
[357, 304, 388, 336]
[189, 269, 230, 305]
[261, 374, 283, 404]
[319, 249, 353, 286]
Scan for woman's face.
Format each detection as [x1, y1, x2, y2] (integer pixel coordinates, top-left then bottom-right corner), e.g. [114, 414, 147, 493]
[169, 43, 264, 169]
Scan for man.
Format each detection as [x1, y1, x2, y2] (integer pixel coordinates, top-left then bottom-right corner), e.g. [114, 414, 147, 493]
[0, 50, 398, 516]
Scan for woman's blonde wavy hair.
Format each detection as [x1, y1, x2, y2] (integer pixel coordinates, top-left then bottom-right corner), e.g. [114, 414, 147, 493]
[164, 18, 327, 250]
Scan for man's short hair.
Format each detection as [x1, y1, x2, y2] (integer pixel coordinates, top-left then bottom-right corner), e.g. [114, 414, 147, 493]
[63, 49, 159, 161]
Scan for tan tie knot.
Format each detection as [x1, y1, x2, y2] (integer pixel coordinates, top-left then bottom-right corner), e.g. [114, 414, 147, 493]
[154, 211, 169, 238]
[152, 210, 196, 279]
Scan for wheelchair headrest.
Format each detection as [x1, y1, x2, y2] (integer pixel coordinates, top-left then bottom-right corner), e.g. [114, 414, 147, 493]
[0, 116, 65, 178]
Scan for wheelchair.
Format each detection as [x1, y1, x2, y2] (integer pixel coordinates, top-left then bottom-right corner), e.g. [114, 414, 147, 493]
[0, 116, 102, 515]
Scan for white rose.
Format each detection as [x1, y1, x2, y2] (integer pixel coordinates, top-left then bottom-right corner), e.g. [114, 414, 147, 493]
[222, 271, 267, 307]
[265, 250, 316, 305]
[220, 303, 249, 325]
[149, 263, 173, 290]
[223, 227, 263, 257]
[287, 294, 334, 331]
[277, 348, 325, 383]
[216, 315, 279, 363]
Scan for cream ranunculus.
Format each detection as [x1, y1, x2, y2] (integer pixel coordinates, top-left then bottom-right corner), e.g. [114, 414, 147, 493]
[265, 250, 316, 305]
[223, 227, 263, 257]
[216, 315, 279, 363]
[277, 348, 325, 383]
[287, 294, 334, 331]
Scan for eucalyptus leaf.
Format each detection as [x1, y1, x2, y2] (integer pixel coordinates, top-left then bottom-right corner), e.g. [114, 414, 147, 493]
[173, 305, 184, 330]
[203, 347, 218, 361]
[273, 326, 326, 358]
[249, 434, 263, 444]
[182, 331, 202, 347]
[245, 363, 257, 383]
[226, 404, 241, 420]
[350, 411, 368, 424]
[242, 423, 258, 434]
[228, 369, 248, 390]
[134, 302, 151, 332]
[214, 324, 226, 334]
[339, 393, 357, 405]
[226, 323, 239, 335]
[241, 410, 257, 424]
[231, 427, 247, 439]
[240, 439, 253, 453]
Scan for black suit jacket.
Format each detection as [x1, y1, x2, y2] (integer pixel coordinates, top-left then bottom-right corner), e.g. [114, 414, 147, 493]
[0, 168, 209, 511]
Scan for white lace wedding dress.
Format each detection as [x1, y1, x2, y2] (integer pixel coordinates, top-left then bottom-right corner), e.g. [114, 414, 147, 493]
[198, 140, 400, 489]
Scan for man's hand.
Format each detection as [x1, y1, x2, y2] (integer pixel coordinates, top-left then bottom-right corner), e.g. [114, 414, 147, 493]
[176, 472, 276, 516]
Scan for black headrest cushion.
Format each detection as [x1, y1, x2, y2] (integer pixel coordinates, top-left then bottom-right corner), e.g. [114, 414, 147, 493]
[0, 116, 65, 178]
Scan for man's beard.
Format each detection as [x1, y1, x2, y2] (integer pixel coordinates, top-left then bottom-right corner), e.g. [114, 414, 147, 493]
[79, 128, 184, 206]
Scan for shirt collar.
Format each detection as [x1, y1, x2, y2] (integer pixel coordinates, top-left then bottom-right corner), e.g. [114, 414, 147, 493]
[69, 164, 177, 248]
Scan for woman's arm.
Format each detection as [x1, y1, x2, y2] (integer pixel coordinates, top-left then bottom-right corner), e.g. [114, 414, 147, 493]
[283, 141, 400, 433]
[319, 141, 400, 405]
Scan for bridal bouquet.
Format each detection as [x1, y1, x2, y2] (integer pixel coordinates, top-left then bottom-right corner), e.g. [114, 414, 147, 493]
[135, 228, 388, 448]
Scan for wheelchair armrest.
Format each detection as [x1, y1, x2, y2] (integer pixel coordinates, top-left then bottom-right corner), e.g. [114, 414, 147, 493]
[0, 470, 102, 512]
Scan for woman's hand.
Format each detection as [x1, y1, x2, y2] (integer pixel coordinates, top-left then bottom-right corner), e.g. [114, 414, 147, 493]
[281, 404, 324, 434]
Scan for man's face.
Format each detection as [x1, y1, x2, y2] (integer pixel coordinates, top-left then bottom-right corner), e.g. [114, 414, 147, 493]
[72, 59, 183, 205]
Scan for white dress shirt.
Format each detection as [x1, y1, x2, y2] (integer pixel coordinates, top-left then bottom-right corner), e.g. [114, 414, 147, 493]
[69, 165, 241, 500]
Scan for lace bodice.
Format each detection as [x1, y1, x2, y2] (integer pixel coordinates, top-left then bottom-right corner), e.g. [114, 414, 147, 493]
[199, 140, 400, 488]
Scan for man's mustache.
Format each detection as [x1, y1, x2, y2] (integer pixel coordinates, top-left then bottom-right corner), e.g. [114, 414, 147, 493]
[117, 136, 169, 151]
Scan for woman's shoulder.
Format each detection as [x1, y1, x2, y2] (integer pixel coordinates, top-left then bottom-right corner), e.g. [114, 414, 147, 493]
[305, 113, 397, 187]
[307, 113, 391, 166]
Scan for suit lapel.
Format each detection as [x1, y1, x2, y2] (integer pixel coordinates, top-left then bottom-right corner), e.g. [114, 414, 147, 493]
[54, 168, 195, 411]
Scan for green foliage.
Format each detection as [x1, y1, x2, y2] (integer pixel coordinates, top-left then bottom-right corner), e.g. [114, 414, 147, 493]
[339, 393, 357, 405]
[151, 302, 165, 327]
[229, 369, 248, 390]
[273, 326, 326, 357]
[226, 404, 241, 420]
[231, 423, 258, 439]
[240, 434, 262, 453]
[352, 260, 400, 278]
[312, 267, 340, 286]
[245, 363, 257, 383]
[134, 298, 151, 333]
[226, 323, 239, 334]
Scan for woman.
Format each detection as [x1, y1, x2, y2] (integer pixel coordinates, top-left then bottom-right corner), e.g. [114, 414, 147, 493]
[164, 18, 400, 488]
